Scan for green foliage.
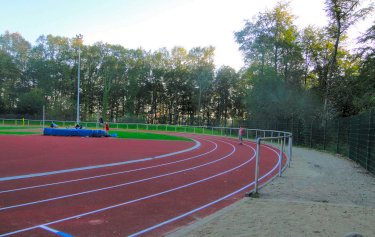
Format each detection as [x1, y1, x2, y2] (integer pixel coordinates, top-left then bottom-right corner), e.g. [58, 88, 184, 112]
[0, 0, 374, 125]
[16, 88, 44, 115]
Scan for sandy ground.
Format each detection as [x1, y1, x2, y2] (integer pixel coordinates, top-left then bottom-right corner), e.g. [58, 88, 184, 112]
[168, 147, 375, 237]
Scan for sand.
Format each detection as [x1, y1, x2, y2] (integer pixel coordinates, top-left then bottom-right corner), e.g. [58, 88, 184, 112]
[168, 147, 375, 237]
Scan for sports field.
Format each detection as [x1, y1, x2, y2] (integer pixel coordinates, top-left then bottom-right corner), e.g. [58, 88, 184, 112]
[0, 128, 287, 236]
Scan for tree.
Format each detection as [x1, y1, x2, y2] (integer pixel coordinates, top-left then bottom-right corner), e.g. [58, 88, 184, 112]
[213, 66, 237, 126]
[0, 32, 30, 113]
[235, 2, 302, 84]
[354, 22, 375, 111]
[235, 2, 313, 124]
[323, 0, 374, 112]
[16, 88, 44, 116]
[0, 49, 20, 113]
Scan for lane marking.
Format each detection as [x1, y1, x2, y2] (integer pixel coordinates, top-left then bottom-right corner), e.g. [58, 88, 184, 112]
[128, 140, 282, 236]
[1, 139, 217, 194]
[0, 140, 201, 181]
[0, 139, 234, 211]
[0, 138, 257, 237]
[39, 225, 74, 237]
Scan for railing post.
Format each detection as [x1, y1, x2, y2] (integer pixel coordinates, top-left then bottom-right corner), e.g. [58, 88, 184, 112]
[279, 138, 284, 177]
[254, 138, 261, 194]
[288, 136, 293, 167]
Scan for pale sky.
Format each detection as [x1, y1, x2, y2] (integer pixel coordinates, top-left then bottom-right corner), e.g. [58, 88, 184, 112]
[1, 0, 373, 70]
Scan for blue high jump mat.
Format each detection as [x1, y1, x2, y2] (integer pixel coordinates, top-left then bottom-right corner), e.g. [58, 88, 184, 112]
[43, 128, 107, 137]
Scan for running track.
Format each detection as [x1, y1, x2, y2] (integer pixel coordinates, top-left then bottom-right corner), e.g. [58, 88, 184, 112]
[0, 133, 287, 237]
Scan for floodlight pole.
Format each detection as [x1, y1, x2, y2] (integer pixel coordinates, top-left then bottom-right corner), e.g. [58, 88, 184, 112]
[76, 34, 82, 124]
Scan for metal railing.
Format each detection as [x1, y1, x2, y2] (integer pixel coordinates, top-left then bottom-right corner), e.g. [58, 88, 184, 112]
[252, 131, 293, 194]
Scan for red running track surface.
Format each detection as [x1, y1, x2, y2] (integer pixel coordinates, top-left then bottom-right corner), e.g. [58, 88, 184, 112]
[0, 134, 287, 237]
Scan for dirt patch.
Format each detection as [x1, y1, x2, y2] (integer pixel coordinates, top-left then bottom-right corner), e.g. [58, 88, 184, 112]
[168, 147, 375, 237]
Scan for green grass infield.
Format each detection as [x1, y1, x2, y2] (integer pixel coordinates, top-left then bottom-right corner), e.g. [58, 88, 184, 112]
[109, 130, 191, 141]
[0, 125, 191, 141]
[0, 131, 39, 135]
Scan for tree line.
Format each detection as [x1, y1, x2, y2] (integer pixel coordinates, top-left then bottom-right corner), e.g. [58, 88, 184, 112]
[0, 33, 245, 125]
[0, 0, 374, 126]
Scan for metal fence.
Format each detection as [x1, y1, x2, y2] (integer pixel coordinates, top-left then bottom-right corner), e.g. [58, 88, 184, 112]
[246, 109, 375, 176]
[1, 107, 374, 178]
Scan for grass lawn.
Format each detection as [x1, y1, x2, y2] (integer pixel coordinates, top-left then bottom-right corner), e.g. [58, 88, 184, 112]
[109, 130, 192, 141]
[0, 131, 39, 135]
[0, 126, 191, 141]
[0, 126, 40, 130]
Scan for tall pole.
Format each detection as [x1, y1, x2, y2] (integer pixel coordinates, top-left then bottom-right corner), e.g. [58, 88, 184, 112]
[76, 34, 82, 124]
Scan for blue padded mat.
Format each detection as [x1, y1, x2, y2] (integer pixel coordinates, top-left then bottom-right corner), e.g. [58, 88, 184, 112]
[43, 128, 107, 137]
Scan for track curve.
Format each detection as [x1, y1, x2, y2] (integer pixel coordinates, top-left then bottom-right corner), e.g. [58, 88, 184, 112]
[0, 133, 286, 237]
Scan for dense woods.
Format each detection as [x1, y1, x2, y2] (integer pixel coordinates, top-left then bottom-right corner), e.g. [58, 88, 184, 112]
[0, 0, 374, 126]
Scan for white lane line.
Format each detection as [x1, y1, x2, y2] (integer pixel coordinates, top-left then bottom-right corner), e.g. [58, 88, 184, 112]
[0, 138, 255, 237]
[0, 139, 216, 194]
[0, 140, 201, 181]
[39, 225, 74, 237]
[0, 139, 234, 211]
[128, 140, 281, 237]
[39, 225, 59, 234]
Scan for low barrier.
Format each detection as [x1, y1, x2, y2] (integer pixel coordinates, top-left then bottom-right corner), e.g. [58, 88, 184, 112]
[43, 128, 107, 137]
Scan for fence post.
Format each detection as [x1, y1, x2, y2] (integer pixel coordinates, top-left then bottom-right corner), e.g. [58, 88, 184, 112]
[366, 110, 373, 171]
[310, 119, 313, 148]
[336, 119, 340, 153]
[348, 117, 351, 159]
[323, 119, 327, 150]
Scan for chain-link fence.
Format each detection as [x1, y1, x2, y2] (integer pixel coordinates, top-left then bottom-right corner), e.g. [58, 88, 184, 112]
[246, 109, 375, 175]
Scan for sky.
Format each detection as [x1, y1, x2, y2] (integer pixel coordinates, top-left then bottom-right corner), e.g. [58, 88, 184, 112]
[1, 0, 374, 70]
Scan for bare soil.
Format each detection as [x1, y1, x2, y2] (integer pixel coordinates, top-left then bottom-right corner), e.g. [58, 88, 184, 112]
[168, 147, 375, 237]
